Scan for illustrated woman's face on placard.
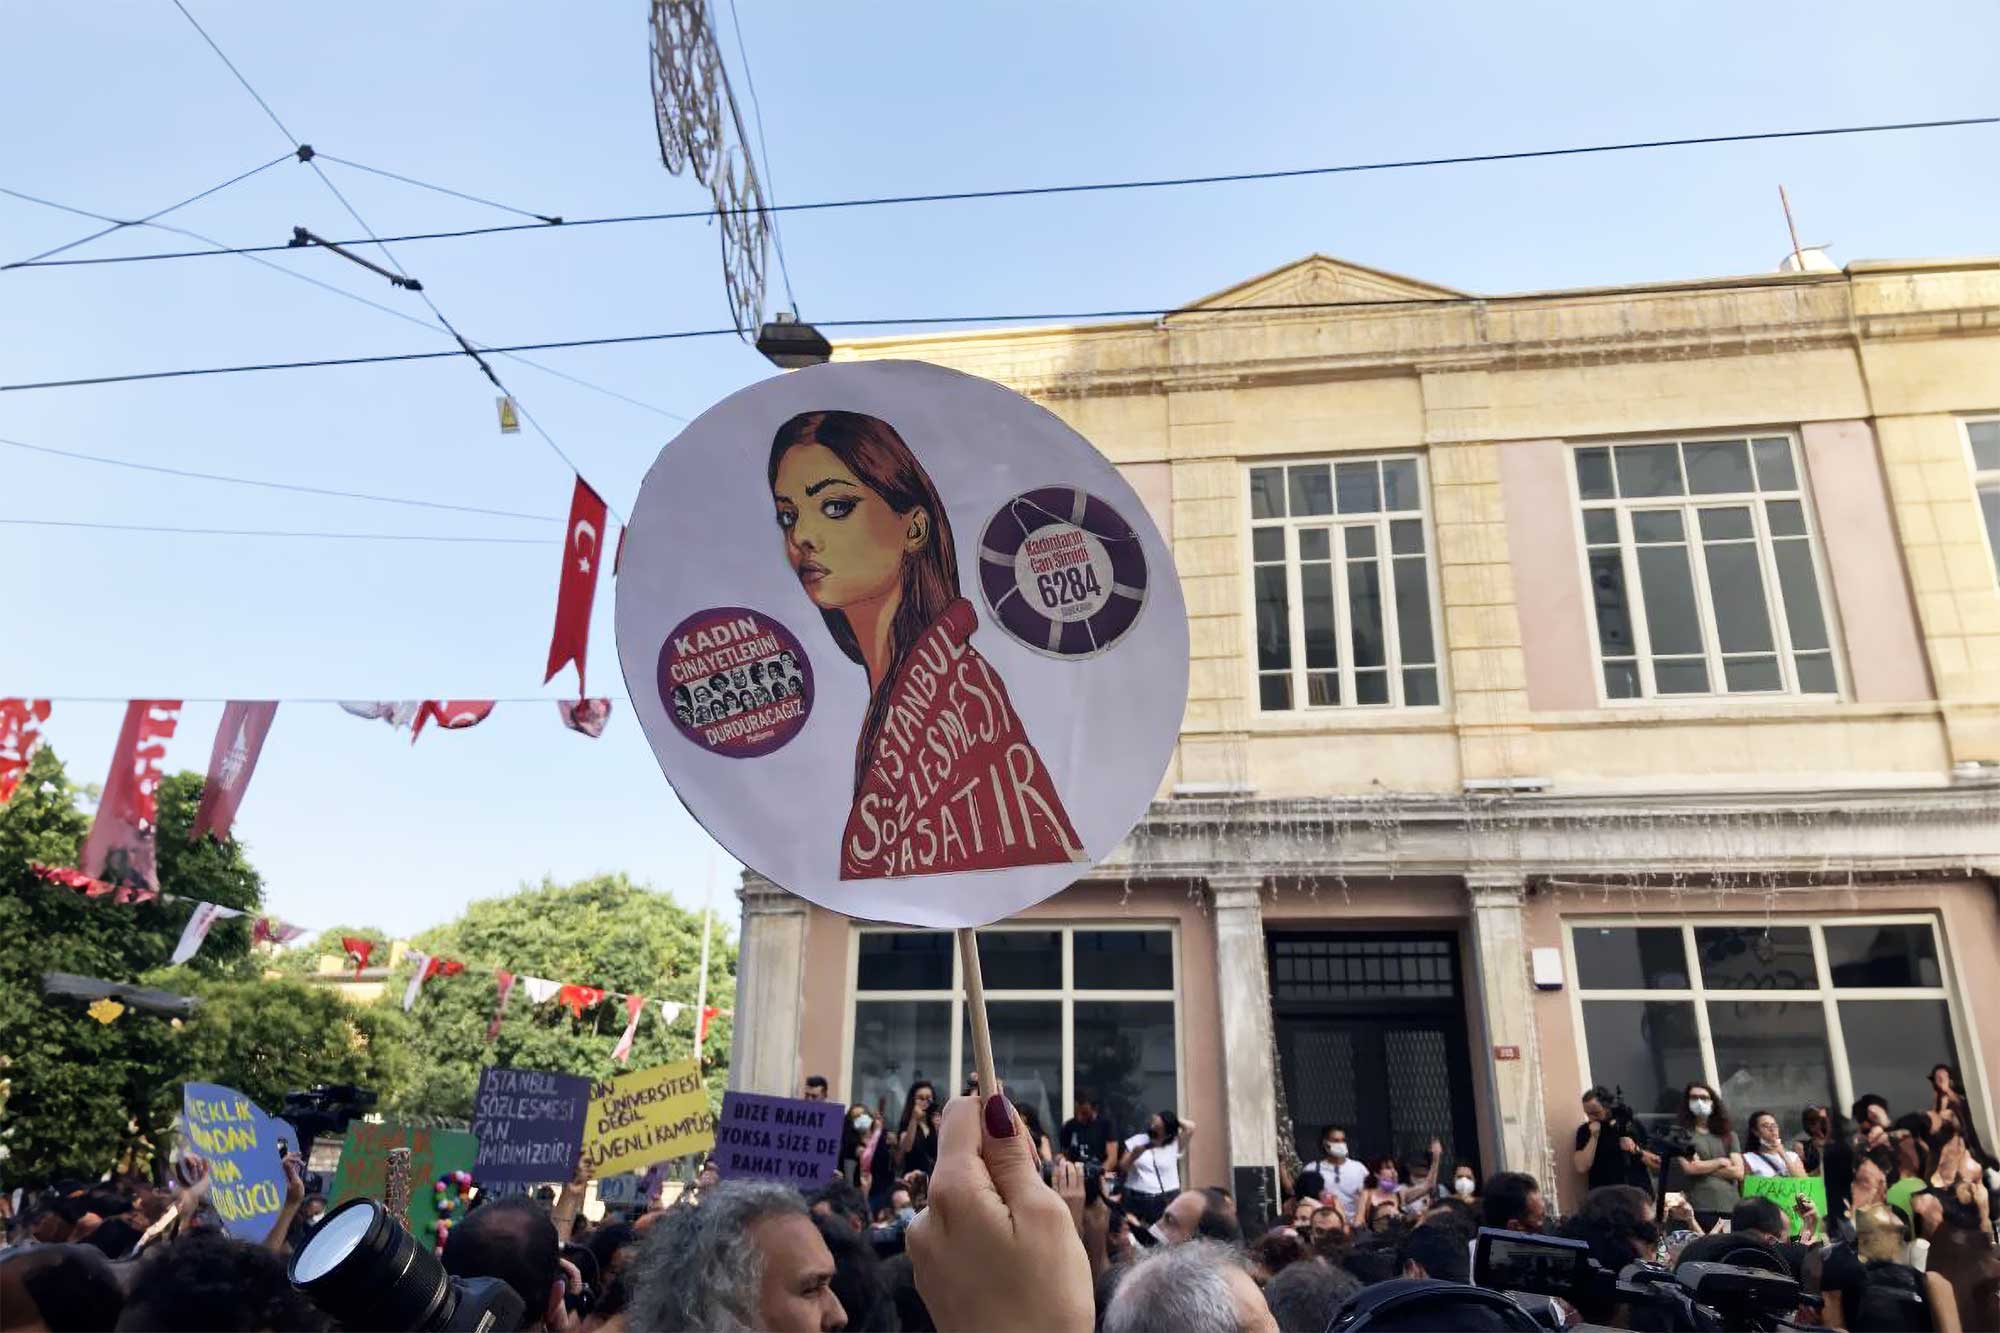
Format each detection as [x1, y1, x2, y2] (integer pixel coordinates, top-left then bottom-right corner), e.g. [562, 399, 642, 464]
[773, 441, 927, 613]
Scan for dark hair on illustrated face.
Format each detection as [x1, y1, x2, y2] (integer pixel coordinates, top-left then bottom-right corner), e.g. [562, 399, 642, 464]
[769, 410, 959, 795]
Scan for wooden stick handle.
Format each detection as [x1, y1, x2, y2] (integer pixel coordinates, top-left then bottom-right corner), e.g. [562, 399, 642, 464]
[957, 927, 999, 1101]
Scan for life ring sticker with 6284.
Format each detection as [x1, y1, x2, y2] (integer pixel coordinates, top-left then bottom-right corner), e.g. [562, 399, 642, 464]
[979, 486, 1148, 658]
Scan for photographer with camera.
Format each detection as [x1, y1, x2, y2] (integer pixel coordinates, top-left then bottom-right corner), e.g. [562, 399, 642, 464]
[1576, 1087, 1664, 1195]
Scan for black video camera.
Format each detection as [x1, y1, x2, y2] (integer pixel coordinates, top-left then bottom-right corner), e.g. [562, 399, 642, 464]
[290, 1198, 524, 1331]
[1471, 1227, 1808, 1332]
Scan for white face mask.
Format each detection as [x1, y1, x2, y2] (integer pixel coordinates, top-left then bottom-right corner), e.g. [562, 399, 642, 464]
[1454, 1177, 1476, 1196]
[1327, 1142, 1349, 1160]
[1689, 1098, 1714, 1118]
[855, 1115, 873, 1134]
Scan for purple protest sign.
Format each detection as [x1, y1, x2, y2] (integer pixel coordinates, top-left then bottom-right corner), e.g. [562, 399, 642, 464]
[714, 1092, 842, 1188]
[470, 1066, 592, 1183]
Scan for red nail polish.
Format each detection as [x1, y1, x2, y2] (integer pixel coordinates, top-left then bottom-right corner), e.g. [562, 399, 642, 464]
[984, 1093, 1016, 1138]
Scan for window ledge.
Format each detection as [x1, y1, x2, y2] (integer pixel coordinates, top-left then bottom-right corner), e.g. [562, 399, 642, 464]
[1533, 699, 1943, 729]
[1249, 708, 1458, 735]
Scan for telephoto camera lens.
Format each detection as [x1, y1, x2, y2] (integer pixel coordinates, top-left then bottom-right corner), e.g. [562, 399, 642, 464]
[289, 1198, 525, 1332]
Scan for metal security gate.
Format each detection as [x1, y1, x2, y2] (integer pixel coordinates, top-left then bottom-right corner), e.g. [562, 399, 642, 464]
[1269, 932, 1480, 1178]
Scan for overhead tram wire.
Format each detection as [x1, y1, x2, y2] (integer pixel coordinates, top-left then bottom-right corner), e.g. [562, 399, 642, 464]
[0, 436, 561, 522]
[2, 186, 689, 422]
[0, 272, 1859, 393]
[2, 152, 293, 268]
[7, 114, 1993, 271]
[720, 0, 798, 314]
[168, 0, 633, 521]
[0, 517, 555, 543]
[315, 155, 562, 225]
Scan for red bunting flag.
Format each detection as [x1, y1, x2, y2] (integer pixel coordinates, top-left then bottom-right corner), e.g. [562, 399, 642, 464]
[192, 701, 279, 842]
[341, 936, 376, 979]
[545, 476, 608, 695]
[698, 1005, 720, 1045]
[486, 969, 516, 1043]
[251, 915, 308, 947]
[612, 993, 646, 1064]
[410, 700, 495, 743]
[81, 700, 181, 893]
[557, 984, 606, 1019]
[557, 698, 613, 738]
[0, 699, 51, 804]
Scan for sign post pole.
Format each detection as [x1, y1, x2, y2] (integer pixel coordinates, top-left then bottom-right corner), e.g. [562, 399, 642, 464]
[957, 928, 998, 1100]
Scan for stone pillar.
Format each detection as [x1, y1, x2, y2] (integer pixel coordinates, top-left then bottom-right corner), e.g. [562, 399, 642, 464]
[1207, 873, 1280, 1226]
[728, 870, 807, 1095]
[1465, 874, 1557, 1200]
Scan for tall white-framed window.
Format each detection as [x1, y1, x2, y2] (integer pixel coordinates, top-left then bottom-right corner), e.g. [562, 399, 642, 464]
[1965, 417, 2000, 583]
[1563, 916, 1977, 1137]
[1245, 455, 1444, 712]
[846, 925, 1180, 1147]
[1570, 433, 1842, 701]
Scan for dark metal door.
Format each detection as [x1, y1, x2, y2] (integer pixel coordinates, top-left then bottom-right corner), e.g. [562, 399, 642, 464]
[1270, 932, 1480, 1178]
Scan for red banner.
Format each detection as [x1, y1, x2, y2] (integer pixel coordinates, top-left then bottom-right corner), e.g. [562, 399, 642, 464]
[81, 700, 182, 892]
[192, 701, 279, 842]
[0, 699, 51, 803]
[544, 476, 608, 694]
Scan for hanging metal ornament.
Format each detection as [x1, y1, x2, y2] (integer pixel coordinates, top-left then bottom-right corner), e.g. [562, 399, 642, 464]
[648, 0, 770, 335]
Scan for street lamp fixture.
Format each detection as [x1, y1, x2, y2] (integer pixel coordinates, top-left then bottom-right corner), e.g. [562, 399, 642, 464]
[756, 312, 832, 369]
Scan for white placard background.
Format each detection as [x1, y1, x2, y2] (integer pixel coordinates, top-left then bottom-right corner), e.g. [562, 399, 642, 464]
[615, 359, 1188, 928]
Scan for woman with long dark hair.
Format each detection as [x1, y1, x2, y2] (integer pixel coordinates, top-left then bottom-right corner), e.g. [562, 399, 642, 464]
[1675, 1081, 1743, 1230]
[895, 1080, 940, 1179]
[1120, 1109, 1196, 1226]
[768, 410, 1083, 880]
[1743, 1110, 1806, 1178]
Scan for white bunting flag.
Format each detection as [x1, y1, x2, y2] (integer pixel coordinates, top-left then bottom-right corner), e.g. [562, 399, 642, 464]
[658, 999, 684, 1028]
[402, 951, 432, 1011]
[521, 976, 561, 1005]
[169, 901, 239, 965]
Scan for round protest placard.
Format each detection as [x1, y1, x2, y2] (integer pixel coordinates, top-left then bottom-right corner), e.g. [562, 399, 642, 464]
[615, 360, 1188, 927]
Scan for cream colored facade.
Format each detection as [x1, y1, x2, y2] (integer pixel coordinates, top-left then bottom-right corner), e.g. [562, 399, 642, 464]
[731, 253, 2000, 1219]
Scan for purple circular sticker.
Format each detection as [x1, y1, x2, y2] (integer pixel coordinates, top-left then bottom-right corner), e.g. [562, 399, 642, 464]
[657, 606, 814, 758]
[978, 487, 1148, 658]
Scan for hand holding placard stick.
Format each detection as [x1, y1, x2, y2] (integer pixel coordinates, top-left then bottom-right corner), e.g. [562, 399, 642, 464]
[958, 928, 998, 1100]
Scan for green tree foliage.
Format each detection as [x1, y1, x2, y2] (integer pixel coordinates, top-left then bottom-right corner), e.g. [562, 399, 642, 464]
[0, 747, 402, 1186]
[395, 874, 735, 1119]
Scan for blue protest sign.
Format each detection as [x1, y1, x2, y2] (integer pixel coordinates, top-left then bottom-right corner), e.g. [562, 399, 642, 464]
[714, 1092, 842, 1188]
[470, 1066, 593, 1183]
[180, 1082, 297, 1242]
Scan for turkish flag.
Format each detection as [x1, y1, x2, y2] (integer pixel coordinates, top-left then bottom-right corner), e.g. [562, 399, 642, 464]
[410, 700, 495, 742]
[544, 476, 608, 694]
[0, 699, 51, 804]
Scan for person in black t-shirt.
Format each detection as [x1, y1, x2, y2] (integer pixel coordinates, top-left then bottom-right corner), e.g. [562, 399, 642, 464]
[1058, 1092, 1120, 1170]
[1574, 1086, 1662, 1193]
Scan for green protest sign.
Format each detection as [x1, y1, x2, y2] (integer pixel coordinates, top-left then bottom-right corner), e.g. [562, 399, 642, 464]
[1740, 1174, 1827, 1236]
[330, 1121, 477, 1250]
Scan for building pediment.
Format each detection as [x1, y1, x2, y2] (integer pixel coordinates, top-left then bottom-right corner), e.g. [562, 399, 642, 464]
[1178, 253, 1467, 313]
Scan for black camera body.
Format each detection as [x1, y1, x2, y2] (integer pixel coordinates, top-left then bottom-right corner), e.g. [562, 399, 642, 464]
[1471, 1227, 1808, 1332]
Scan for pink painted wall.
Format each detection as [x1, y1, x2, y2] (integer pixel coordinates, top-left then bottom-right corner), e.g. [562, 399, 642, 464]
[1799, 421, 1933, 702]
[1498, 440, 1599, 711]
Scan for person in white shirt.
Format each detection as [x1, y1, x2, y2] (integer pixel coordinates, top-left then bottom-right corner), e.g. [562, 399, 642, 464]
[1313, 1125, 1369, 1223]
[1742, 1110, 1807, 1178]
[1121, 1110, 1196, 1226]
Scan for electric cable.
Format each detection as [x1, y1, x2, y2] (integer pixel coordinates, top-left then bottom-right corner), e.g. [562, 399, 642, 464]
[0, 272, 1857, 393]
[0, 435, 562, 522]
[3, 186, 689, 421]
[0, 517, 555, 543]
[4, 152, 293, 268]
[315, 154, 561, 225]
[7, 115, 1992, 271]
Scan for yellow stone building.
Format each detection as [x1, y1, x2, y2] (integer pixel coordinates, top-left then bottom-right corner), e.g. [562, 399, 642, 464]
[729, 252, 2000, 1216]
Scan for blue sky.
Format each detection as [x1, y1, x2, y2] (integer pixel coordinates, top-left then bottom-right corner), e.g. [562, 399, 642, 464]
[3, 1, 1994, 936]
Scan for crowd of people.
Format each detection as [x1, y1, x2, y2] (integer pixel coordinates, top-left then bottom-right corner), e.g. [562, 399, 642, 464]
[2, 1063, 1995, 1331]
